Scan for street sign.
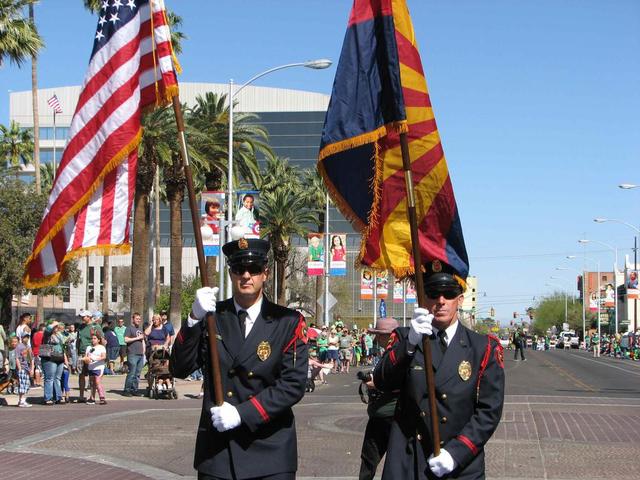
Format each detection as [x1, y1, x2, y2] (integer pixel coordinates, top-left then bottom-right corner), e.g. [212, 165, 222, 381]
[317, 291, 337, 312]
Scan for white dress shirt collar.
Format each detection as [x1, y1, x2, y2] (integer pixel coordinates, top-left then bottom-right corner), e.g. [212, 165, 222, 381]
[234, 296, 263, 337]
[434, 320, 459, 347]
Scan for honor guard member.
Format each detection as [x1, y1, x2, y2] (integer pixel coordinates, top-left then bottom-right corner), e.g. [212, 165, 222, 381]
[170, 237, 309, 480]
[373, 261, 505, 479]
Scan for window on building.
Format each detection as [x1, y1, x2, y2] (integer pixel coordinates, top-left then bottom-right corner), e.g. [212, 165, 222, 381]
[99, 266, 104, 301]
[160, 266, 165, 285]
[60, 281, 70, 303]
[87, 266, 95, 303]
[111, 266, 117, 303]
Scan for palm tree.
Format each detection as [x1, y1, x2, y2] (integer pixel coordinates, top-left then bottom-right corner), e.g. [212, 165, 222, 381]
[0, 121, 33, 173]
[130, 105, 176, 316]
[258, 155, 318, 304]
[38, 160, 54, 192]
[187, 92, 271, 191]
[0, 0, 43, 68]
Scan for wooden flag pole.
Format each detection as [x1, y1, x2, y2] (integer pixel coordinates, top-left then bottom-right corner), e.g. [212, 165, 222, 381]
[399, 132, 441, 455]
[171, 96, 224, 407]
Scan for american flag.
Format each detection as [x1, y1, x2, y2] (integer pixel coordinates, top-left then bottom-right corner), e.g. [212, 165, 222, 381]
[24, 0, 179, 288]
[47, 94, 63, 114]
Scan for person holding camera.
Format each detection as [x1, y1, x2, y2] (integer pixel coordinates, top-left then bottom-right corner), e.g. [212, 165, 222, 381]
[358, 317, 400, 480]
[170, 236, 309, 480]
[373, 261, 505, 479]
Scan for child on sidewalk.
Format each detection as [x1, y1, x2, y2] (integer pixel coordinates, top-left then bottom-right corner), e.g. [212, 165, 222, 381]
[15, 334, 34, 407]
[83, 334, 107, 405]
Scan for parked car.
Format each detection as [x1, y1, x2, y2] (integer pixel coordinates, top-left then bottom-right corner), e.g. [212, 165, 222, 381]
[557, 330, 579, 349]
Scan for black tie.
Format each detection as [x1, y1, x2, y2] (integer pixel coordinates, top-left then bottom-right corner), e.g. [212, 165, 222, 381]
[437, 330, 448, 354]
[238, 310, 248, 337]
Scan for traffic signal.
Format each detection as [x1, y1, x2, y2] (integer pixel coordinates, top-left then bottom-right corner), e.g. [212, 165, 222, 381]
[513, 312, 517, 319]
[490, 307, 495, 317]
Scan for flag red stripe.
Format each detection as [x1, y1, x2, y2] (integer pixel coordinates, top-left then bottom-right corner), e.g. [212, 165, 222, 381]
[348, 0, 391, 26]
[74, 36, 141, 115]
[57, 72, 140, 174]
[98, 168, 118, 244]
[73, 207, 88, 251]
[402, 87, 431, 108]
[395, 31, 425, 77]
[35, 115, 140, 245]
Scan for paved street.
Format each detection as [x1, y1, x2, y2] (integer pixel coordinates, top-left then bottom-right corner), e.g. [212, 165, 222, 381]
[2, 349, 640, 479]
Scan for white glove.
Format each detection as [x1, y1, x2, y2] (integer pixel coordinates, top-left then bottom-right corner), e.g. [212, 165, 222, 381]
[191, 287, 219, 321]
[428, 449, 457, 477]
[210, 402, 241, 432]
[408, 307, 434, 346]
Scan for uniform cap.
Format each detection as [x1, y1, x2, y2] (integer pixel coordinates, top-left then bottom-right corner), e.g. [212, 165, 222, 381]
[222, 238, 270, 266]
[422, 259, 467, 292]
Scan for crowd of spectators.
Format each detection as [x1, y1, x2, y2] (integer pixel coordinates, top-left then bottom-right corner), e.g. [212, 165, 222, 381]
[0, 309, 176, 407]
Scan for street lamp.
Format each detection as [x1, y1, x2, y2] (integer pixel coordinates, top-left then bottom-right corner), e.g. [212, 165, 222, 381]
[594, 217, 640, 333]
[566, 255, 600, 346]
[578, 239, 619, 333]
[223, 59, 332, 298]
[556, 266, 584, 343]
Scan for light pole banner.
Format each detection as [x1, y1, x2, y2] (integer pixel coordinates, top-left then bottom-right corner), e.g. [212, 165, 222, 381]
[201, 191, 225, 257]
[307, 233, 324, 276]
[235, 190, 260, 239]
[376, 271, 389, 299]
[393, 278, 404, 304]
[627, 270, 638, 299]
[329, 234, 347, 276]
[406, 279, 417, 304]
[360, 268, 374, 299]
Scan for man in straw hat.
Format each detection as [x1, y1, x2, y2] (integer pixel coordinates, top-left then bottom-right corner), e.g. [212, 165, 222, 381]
[358, 317, 400, 480]
[373, 260, 505, 479]
[171, 234, 309, 480]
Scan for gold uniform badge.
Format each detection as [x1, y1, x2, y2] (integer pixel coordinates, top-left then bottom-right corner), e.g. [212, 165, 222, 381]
[257, 341, 271, 361]
[458, 360, 472, 381]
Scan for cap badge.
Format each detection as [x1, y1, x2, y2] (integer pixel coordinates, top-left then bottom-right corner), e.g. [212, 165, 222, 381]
[432, 259, 442, 272]
[238, 238, 249, 249]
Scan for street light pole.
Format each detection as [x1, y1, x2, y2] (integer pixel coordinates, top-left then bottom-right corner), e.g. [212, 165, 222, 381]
[594, 217, 640, 333]
[223, 59, 332, 299]
[578, 239, 618, 333]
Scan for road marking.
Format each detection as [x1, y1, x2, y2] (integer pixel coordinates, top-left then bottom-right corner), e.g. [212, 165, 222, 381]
[541, 358, 597, 392]
[567, 353, 640, 376]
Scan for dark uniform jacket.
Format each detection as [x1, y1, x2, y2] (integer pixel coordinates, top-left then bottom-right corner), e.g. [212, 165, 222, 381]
[170, 297, 309, 479]
[373, 323, 505, 480]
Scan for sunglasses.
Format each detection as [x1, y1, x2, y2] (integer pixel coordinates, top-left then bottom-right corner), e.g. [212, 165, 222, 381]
[425, 289, 461, 300]
[230, 263, 265, 276]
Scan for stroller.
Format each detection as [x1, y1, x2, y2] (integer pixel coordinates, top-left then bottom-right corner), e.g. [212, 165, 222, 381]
[146, 346, 177, 399]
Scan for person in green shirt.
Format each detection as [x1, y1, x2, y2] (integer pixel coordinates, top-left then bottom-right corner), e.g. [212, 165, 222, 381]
[114, 317, 127, 373]
[316, 329, 329, 362]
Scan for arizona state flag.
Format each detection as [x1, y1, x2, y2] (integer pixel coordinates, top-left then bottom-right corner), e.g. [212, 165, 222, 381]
[318, 0, 468, 280]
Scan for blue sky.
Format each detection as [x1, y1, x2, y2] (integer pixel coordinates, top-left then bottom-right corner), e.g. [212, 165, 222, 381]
[2, 0, 640, 322]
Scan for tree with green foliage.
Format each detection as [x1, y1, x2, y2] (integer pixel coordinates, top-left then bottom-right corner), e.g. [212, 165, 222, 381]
[531, 292, 585, 336]
[156, 274, 201, 321]
[0, 0, 42, 68]
[0, 176, 79, 325]
[258, 155, 318, 304]
[0, 121, 33, 172]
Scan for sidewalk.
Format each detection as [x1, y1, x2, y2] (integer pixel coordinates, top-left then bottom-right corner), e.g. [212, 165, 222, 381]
[1, 372, 205, 407]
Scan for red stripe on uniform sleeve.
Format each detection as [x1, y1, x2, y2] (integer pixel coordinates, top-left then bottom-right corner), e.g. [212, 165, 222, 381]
[250, 397, 270, 422]
[457, 434, 478, 455]
[176, 331, 184, 344]
[389, 350, 397, 365]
